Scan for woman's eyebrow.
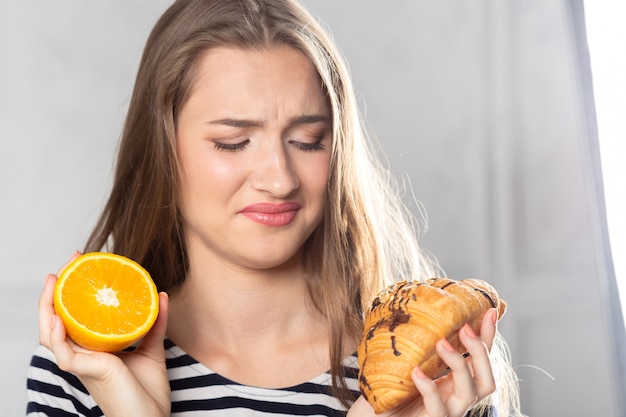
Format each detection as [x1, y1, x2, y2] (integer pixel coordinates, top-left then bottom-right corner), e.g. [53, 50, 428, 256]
[289, 114, 331, 125]
[204, 118, 264, 128]
[205, 114, 330, 128]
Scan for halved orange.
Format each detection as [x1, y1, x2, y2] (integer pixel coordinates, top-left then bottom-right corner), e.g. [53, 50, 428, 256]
[53, 252, 159, 352]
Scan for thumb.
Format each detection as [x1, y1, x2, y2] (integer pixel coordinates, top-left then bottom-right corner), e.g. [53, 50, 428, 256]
[135, 292, 169, 358]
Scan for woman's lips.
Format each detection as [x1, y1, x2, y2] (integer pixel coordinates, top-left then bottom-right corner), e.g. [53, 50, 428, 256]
[239, 202, 302, 226]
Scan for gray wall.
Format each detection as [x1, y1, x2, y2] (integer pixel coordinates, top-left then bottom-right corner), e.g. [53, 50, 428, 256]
[1, 1, 622, 416]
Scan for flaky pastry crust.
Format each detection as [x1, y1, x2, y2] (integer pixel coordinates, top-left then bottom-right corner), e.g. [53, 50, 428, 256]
[357, 278, 507, 414]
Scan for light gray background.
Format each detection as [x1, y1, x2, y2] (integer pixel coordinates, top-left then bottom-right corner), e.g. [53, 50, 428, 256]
[1, 1, 623, 416]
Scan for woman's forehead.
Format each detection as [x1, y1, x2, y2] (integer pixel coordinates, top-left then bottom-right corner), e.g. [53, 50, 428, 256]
[180, 45, 330, 121]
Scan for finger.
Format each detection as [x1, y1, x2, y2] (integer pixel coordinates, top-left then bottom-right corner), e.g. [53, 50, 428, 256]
[40, 251, 83, 347]
[479, 308, 498, 351]
[411, 366, 447, 416]
[41, 273, 93, 359]
[49, 314, 79, 372]
[49, 314, 85, 368]
[49, 314, 123, 381]
[436, 337, 478, 414]
[135, 292, 169, 359]
[56, 250, 83, 275]
[38, 274, 58, 347]
[460, 323, 496, 399]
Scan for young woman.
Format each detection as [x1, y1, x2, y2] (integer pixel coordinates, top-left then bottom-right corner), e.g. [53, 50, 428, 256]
[27, 1, 522, 416]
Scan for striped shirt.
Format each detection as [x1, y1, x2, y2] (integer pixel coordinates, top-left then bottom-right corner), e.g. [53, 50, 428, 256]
[26, 339, 361, 416]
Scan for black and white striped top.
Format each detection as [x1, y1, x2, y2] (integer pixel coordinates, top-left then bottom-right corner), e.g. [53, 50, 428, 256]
[26, 339, 361, 416]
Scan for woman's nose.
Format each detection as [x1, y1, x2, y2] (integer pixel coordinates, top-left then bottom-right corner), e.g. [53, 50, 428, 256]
[249, 143, 300, 197]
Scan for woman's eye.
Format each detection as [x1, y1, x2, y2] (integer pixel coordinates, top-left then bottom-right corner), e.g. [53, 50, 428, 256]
[213, 139, 250, 152]
[291, 138, 325, 152]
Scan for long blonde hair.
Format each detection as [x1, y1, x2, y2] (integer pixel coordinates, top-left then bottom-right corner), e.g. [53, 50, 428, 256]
[85, 0, 521, 413]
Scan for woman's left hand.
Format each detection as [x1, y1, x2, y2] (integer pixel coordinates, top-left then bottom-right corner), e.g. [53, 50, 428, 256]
[348, 308, 498, 417]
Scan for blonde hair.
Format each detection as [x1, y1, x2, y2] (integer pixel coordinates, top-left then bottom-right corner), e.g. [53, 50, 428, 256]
[86, 0, 521, 413]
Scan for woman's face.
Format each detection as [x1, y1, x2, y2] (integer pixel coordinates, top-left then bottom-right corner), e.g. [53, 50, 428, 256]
[176, 46, 331, 272]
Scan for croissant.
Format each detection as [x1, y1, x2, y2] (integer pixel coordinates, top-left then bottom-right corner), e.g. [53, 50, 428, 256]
[357, 278, 507, 414]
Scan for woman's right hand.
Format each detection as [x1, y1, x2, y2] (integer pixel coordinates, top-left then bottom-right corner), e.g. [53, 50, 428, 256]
[38, 252, 171, 417]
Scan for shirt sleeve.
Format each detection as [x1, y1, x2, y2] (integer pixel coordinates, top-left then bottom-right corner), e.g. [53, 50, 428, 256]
[26, 345, 103, 417]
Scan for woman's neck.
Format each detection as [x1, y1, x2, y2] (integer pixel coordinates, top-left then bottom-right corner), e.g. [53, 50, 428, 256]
[166, 254, 334, 387]
[175, 268, 314, 333]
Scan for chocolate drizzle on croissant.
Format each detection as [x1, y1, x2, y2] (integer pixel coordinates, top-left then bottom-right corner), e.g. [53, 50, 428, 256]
[357, 278, 506, 414]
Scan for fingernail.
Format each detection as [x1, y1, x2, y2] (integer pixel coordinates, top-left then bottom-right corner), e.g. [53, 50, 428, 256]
[462, 323, 478, 339]
[44, 274, 55, 287]
[412, 366, 428, 380]
[439, 337, 456, 352]
[491, 308, 498, 325]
